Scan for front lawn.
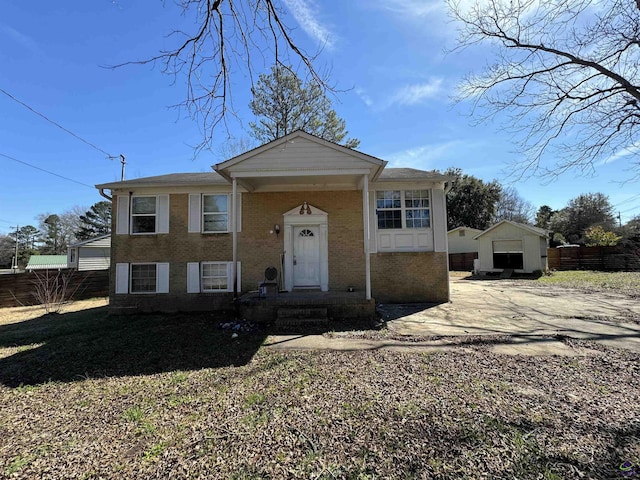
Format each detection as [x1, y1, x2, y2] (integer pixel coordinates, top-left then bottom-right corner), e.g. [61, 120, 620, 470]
[0, 302, 638, 479]
[538, 270, 640, 297]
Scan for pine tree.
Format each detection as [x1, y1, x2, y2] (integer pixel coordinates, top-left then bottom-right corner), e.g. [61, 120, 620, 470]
[76, 201, 112, 241]
[249, 65, 359, 148]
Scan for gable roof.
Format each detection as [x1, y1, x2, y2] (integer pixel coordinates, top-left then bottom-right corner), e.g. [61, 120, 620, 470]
[95, 132, 453, 192]
[215, 130, 386, 175]
[25, 255, 69, 270]
[213, 131, 389, 192]
[69, 235, 111, 248]
[447, 226, 483, 235]
[473, 220, 549, 239]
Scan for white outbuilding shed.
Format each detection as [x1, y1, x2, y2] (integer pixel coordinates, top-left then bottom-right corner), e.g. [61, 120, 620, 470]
[447, 226, 483, 254]
[67, 235, 111, 271]
[474, 220, 548, 274]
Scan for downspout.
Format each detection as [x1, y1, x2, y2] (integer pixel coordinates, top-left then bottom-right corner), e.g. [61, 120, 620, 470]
[444, 180, 454, 194]
[232, 178, 238, 301]
[99, 188, 112, 201]
[363, 175, 371, 300]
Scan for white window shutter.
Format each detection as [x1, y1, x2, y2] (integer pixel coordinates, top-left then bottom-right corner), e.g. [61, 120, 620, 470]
[157, 195, 170, 234]
[156, 263, 170, 293]
[115, 263, 129, 293]
[188, 194, 201, 233]
[116, 196, 129, 235]
[187, 262, 200, 293]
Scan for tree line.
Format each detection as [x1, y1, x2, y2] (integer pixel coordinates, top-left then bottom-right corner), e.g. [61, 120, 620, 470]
[447, 169, 639, 247]
[0, 201, 111, 268]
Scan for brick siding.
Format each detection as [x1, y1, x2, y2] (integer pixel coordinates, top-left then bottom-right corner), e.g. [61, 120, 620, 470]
[371, 251, 449, 303]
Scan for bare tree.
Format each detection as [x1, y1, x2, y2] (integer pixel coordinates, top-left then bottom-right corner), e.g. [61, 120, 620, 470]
[113, 0, 328, 153]
[448, 0, 640, 179]
[493, 186, 535, 224]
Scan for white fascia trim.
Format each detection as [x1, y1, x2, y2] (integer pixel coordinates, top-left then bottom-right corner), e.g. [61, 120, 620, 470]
[229, 168, 372, 178]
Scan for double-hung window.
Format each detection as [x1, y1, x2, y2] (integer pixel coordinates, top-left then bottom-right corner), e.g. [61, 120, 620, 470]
[202, 194, 229, 233]
[201, 262, 229, 291]
[376, 191, 402, 229]
[188, 193, 240, 234]
[376, 190, 431, 229]
[115, 262, 169, 294]
[404, 190, 431, 228]
[117, 195, 168, 235]
[131, 196, 157, 234]
[130, 264, 157, 293]
[186, 261, 240, 293]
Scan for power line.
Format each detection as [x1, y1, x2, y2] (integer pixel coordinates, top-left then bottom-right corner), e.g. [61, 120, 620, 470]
[0, 87, 116, 159]
[613, 192, 640, 207]
[0, 152, 94, 189]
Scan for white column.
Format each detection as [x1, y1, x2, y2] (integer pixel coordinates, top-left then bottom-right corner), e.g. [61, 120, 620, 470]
[232, 178, 238, 298]
[362, 175, 371, 300]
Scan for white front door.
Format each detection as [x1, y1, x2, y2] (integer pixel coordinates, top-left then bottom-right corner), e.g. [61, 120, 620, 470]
[293, 226, 321, 287]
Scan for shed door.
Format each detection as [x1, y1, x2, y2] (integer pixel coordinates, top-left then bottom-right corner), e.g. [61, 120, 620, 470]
[493, 240, 524, 269]
[293, 226, 320, 287]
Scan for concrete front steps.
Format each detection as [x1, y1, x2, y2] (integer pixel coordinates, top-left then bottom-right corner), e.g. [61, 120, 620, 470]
[275, 307, 329, 329]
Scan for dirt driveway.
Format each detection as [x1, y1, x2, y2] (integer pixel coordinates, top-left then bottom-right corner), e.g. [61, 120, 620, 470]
[382, 277, 640, 352]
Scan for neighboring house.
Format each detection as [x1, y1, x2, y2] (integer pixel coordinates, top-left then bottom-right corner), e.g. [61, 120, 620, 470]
[25, 255, 69, 271]
[67, 235, 111, 271]
[474, 220, 549, 274]
[96, 131, 454, 313]
[447, 226, 482, 271]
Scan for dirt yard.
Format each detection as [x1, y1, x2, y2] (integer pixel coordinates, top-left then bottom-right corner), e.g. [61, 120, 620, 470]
[1, 279, 639, 478]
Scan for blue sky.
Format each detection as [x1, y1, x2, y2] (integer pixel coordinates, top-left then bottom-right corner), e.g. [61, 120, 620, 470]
[1, 0, 638, 236]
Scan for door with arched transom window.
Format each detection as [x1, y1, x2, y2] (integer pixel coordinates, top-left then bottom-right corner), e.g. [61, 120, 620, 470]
[293, 226, 320, 287]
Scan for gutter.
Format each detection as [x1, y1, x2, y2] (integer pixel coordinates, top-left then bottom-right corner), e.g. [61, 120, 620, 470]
[444, 180, 454, 194]
[99, 188, 112, 201]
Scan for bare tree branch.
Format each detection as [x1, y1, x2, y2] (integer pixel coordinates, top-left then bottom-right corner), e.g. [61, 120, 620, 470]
[109, 0, 328, 154]
[448, 0, 640, 181]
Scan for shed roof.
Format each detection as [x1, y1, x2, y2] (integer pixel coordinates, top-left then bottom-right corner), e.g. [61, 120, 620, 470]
[447, 226, 484, 235]
[25, 255, 69, 270]
[69, 235, 111, 248]
[473, 220, 549, 239]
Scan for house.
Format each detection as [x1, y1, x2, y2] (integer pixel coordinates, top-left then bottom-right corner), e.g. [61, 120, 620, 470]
[96, 131, 454, 315]
[474, 220, 549, 274]
[447, 226, 482, 271]
[67, 235, 111, 271]
[25, 255, 69, 271]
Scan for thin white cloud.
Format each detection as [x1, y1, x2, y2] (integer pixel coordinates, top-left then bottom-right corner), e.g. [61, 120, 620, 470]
[0, 24, 41, 54]
[390, 79, 444, 106]
[355, 87, 373, 107]
[601, 143, 640, 165]
[383, 0, 443, 17]
[282, 0, 336, 49]
[387, 141, 461, 169]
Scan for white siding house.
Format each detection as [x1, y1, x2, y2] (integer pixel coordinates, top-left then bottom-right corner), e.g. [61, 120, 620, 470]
[68, 235, 111, 271]
[447, 227, 482, 254]
[474, 221, 548, 274]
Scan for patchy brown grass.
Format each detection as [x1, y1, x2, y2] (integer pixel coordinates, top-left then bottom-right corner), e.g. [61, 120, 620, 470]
[537, 270, 640, 298]
[0, 301, 638, 479]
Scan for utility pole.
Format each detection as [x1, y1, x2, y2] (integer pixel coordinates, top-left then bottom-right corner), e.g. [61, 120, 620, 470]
[120, 154, 126, 181]
[12, 225, 18, 271]
[618, 211, 622, 229]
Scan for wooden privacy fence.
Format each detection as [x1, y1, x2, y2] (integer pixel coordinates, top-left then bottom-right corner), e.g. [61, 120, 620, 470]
[0, 270, 109, 308]
[449, 252, 478, 271]
[547, 246, 640, 271]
